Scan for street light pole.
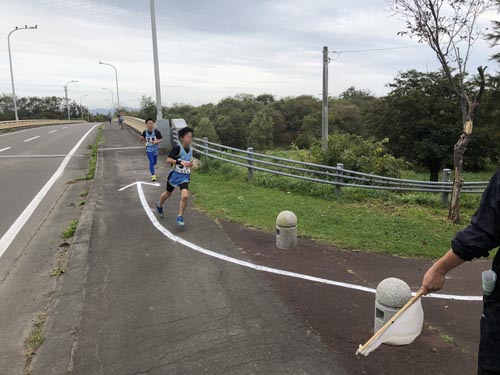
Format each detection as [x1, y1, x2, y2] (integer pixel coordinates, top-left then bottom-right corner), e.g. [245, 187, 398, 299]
[64, 80, 78, 120]
[102, 88, 114, 116]
[149, 0, 163, 122]
[79, 95, 88, 121]
[8, 25, 38, 122]
[321, 46, 330, 151]
[98, 61, 120, 110]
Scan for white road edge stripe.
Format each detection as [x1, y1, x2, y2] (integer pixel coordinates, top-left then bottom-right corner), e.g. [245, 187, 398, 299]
[48, 130, 58, 134]
[0, 124, 98, 259]
[24, 136, 40, 142]
[128, 182, 483, 302]
[0, 147, 11, 153]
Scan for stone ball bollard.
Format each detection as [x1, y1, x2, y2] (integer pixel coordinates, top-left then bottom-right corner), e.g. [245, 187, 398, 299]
[276, 211, 297, 249]
[374, 277, 424, 346]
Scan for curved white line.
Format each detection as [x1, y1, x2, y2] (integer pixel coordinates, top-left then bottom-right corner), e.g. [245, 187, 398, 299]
[133, 183, 483, 302]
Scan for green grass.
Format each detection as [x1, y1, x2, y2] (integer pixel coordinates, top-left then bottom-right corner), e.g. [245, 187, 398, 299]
[84, 125, 104, 180]
[25, 314, 46, 357]
[191, 169, 476, 258]
[62, 220, 78, 238]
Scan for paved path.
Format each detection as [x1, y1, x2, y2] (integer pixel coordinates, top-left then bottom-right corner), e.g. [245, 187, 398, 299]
[34, 125, 346, 374]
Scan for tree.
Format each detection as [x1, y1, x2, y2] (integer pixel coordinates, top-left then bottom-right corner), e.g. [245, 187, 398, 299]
[367, 70, 462, 181]
[138, 96, 156, 120]
[392, 0, 490, 223]
[195, 117, 219, 142]
[486, 0, 500, 61]
[247, 108, 274, 150]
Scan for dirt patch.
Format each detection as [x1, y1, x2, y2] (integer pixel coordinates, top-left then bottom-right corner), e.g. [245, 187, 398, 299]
[221, 221, 488, 375]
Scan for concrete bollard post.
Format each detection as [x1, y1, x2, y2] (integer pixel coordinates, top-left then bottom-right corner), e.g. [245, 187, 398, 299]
[202, 137, 209, 156]
[276, 211, 297, 249]
[335, 163, 344, 196]
[374, 278, 424, 346]
[441, 168, 451, 207]
[247, 147, 254, 180]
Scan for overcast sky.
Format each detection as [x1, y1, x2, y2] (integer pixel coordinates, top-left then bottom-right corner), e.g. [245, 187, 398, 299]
[0, 0, 498, 109]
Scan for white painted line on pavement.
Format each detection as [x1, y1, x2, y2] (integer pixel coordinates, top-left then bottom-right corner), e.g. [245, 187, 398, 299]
[48, 130, 58, 134]
[124, 182, 483, 302]
[0, 129, 30, 137]
[62, 127, 68, 129]
[0, 154, 85, 159]
[0, 147, 11, 153]
[24, 136, 40, 143]
[0, 124, 98, 260]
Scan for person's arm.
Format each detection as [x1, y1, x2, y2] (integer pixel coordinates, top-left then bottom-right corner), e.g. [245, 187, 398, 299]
[421, 250, 465, 294]
[139, 131, 146, 143]
[421, 170, 500, 294]
[153, 130, 163, 145]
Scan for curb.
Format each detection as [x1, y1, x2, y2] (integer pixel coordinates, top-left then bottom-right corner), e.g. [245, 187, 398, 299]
[0, 120, 83, 133]
[30, 128, 105, 374]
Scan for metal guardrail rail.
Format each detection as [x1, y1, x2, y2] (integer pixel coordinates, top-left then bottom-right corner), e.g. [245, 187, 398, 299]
[171, 130, 488, 198]
[0, 119, 82, 131]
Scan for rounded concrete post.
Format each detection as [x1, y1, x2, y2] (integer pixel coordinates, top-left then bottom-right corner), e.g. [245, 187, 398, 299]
[276, 211, 297, 249]
[441, 168, 451, 207]
[374, 278, 423, 346]
[202, 137, 209, 156]
[335, 163, 344, 196]
[247, 147, 254, 180]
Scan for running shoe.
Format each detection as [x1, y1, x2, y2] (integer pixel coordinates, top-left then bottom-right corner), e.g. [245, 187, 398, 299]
[177, 216, 185, 227]
[151, 175, 157, 181]
[156, 204, 164, 218]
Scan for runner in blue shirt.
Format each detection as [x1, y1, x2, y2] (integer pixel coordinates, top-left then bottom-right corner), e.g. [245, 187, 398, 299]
[139, 118, 163, 181]
[156, 127, 194, 228]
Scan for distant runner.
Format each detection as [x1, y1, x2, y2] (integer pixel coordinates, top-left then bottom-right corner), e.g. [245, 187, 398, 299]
[118, 112, 124, 129]
[139, 118, 163, 182]
[156, 127, 194, 228]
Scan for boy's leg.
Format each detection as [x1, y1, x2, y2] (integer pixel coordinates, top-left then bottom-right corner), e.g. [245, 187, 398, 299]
[153, 153, 158, 166]
[178, 186, 189, 217]
[147, 152, 156, 175]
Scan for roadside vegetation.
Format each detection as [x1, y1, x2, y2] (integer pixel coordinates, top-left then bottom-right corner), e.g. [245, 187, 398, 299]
[191, 163, 482, 258]
[62, 220, 79, 239]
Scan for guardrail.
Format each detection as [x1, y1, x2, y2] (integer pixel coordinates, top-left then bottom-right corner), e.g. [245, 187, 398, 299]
[172, 131, 488, 201]
[122, 116, 146, 133]
[0, 119, 83, 131]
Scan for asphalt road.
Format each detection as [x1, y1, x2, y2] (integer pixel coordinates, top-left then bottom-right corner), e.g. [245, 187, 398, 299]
[0, 123, 96, 241]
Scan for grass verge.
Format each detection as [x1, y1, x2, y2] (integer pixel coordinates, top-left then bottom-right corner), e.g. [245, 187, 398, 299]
[190, 169, 477, 258]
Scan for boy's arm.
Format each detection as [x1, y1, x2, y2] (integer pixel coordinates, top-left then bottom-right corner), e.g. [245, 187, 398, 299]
[139, 131, 146, 143]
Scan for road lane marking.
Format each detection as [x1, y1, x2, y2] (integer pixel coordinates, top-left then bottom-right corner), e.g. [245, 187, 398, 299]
[62, 127, 68, 129]
[121, 182, 483, 302]
[0, 124, 98, 260]
[0, 154, 85, 159]
[48, 130, 58, 134]
[24, 136, 40, 143]
[0, 129, 30, 137]
[0, 147, 11, 153]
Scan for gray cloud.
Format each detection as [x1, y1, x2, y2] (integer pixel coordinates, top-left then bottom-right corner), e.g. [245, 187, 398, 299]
[0, 0, 498, 109]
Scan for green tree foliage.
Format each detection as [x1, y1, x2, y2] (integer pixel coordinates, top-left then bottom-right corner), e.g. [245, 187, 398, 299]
[311, 131, 407, 178]
[247, 108, 274, 150]
[195, 117, 219, 142]
[138, 96, 156, 120]
[366, 70, 461, 181]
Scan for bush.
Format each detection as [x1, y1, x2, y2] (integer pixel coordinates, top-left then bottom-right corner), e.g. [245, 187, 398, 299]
[311, 131, 407, 177]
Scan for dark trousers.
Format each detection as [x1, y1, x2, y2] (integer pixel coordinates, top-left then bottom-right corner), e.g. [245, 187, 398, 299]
[479, 258, 500, 374]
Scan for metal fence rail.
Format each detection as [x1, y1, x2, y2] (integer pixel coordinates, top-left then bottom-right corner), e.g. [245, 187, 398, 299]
[174, 129, 488, 200]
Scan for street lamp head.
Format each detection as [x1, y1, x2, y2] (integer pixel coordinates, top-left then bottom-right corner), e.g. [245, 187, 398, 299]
[99, 61, 103, 64]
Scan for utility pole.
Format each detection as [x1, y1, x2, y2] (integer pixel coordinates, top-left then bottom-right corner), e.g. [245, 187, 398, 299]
[321, 46, 329, 151]
[149, 0, 170, 147]
[8, 25, 38, 122]
[99, 61, 120, 110]
[150, 0, 163, 122]
[64, 80, 78, 120]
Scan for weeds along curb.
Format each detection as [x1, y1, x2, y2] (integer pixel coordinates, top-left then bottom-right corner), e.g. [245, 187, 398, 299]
[29, 125, 105, 374]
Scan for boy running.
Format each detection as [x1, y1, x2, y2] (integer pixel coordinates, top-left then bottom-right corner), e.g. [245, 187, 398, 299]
[156, 127, 194, 228]
[139, 118, 163, 181]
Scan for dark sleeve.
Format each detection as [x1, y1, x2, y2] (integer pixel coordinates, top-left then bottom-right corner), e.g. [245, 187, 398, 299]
[155, 129, 163, 139]
[141, 130, 146, 138]
[168, 145, 180, 159]
[451, 170, 500, 261]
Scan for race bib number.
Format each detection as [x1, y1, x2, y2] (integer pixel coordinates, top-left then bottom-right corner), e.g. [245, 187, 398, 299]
[146, 137, 156, 146]
[175, 165, 191, 174]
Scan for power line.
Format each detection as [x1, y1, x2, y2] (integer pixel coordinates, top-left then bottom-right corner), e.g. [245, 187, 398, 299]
[330, 45, 422, 54]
